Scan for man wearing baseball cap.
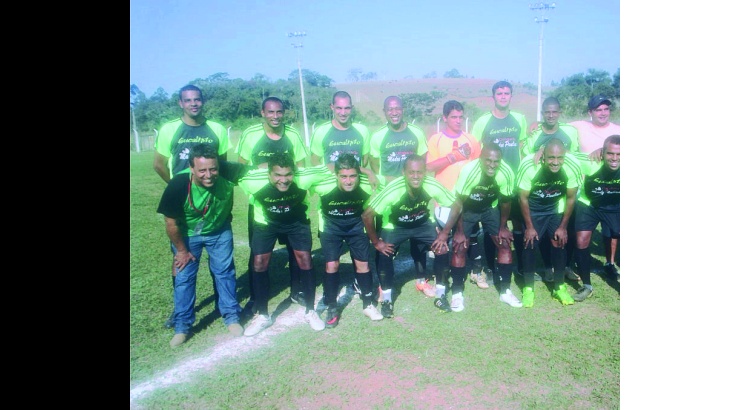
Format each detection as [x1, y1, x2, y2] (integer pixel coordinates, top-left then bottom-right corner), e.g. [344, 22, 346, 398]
[572, 94, 620, 157]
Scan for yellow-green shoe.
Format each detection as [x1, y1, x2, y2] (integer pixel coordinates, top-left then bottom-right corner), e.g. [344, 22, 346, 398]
[553, 284, 575, 305]
[522, 287, 534, 308]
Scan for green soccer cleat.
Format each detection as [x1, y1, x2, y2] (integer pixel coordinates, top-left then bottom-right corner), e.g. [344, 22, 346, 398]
[522, 287, 534, 308]
[553, 284, 575, 306]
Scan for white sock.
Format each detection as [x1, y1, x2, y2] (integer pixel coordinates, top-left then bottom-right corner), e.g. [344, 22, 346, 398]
[452, 292, 463, 300]
[382, 289, 392, 302]
[436, 284, 446, 298]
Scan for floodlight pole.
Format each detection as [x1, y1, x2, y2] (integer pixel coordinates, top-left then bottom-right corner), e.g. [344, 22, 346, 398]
[131, 103, 140, 152]
[289, 31, 310, 146]
[530, 2, 555, 122]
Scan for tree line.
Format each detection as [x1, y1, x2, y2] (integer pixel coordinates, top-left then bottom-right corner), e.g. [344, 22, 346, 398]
[130, 68, 619, 139]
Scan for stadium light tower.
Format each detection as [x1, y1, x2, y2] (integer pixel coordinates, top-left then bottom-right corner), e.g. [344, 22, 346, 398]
[529, 2, 555, 122]
[289, 31, 310, 146]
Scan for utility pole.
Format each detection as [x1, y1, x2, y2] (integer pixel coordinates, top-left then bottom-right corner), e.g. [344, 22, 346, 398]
[529, 2, 556, 122]
[289, 31, 310, 146]
[131, 103, 141, 152]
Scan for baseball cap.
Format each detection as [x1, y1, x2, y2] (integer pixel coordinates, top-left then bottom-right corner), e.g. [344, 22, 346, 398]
[588, 94, 612, 110]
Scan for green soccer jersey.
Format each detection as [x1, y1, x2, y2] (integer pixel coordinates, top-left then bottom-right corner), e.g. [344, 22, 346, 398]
[471, 111, 528, 172]
[517, 153, 583, 215]
[156, 161, 248, 237]
[523, 123, 580, 157]
[235, 124, 307, 166]
[310, 122, 370, 166]
[238, 166, 323, 226]
[154, 118, 231, 177]
[369, 124, 428, 178]
[454, 157, 516, 213]
[367, 176, 455, 230]
[309, 168, 373, 233]
[571, 152, 620, 210]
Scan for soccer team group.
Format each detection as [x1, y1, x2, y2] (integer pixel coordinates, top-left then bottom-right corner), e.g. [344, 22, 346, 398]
[153, 81, 621, 348]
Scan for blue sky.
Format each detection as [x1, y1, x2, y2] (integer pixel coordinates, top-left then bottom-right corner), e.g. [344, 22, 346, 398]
[130, 0, 620, 97]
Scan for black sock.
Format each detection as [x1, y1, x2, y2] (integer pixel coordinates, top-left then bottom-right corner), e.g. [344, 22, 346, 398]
[434, 253, 450, 286]
[496, 263, 513, 292]
[301, 268, 316, 312]
[513, 232, 525, 273]
[552, 246, 565, 285]
[357, 270, 374, 308]
[253, 270, 270, 315]
[483, 232, 496, 271]
[450, 265, 467, 294]
[324, 271, 339, 307]
[575, 247, 592, 286]
[288, 246, 301, 295]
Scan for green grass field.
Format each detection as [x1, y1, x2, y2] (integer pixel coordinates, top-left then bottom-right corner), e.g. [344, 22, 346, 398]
[130, 150, 619, 409]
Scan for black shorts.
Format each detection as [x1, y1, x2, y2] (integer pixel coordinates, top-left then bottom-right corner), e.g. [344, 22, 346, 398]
[320, 229, 369, 263]
[463, 207, 500, 239]
[380, 222, 437, 250]
[251, 220, 312, 255]
[575, 202, 620, 238]
[527, 212, 563, 240]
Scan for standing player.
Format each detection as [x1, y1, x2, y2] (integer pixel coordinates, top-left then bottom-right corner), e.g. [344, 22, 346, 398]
[235, 97, 308, 311]
[453, 144, 520, 308]
[471, 80, 533, 287]
[238, 154, 325, 336]
[310, 154, 383, 327]
[362, 155, 464, 318]
[571, 135, 620, 301]
[369, 95, 433, 297]
[516, 138, 583, 307]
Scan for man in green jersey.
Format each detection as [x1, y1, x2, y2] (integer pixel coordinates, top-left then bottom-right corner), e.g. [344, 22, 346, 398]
[153, 84, 231, 329]
[311, 91, 371, 173]
[156, 144, 245, 347]
[238, 153, 326, 336]
[235, 97, 308, 313]
[368, 95, 434, 298]
[526, 96, 582, 283]
[571, 135, 620, 301]
[471, 80, 532, 288]
[452, 144, 520, 309]
[361, 155, 464, 318]
[517, 138, 583, 307]
[310, 154, 383, 327]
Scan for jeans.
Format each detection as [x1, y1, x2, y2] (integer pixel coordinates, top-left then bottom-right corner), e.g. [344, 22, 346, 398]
[171, 224, 241, 334]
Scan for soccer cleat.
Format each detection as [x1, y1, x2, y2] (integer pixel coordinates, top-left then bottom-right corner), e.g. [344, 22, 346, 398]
[573, 287, 593, 302]
[553, 284, 575, 306]
[244, 314, 272, 336]
[434, 295, 452, 313]
[500, 289, 523, 308]
[522, 287, 534, 308]
[565, 267, 581, 281]
[169, 333, 187, 348]
[543, 268, 554, 283]
[227, 323, 244, 337]
[363, 304, 384, 321]
[415, 279, 436, 297]
[305, 310, 325, 331]
[289, 291, 305, 306]
[534, 273, 543, 282]
[604, 263, 619, 281]
[450, 293, 465, 312]
[325, 307, 340, 329]
[470, 269, 490, 289]
[381, 301, 394, 318]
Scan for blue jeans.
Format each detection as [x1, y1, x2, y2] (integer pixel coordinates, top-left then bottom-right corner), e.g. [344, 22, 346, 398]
[171, 224, 241, 334]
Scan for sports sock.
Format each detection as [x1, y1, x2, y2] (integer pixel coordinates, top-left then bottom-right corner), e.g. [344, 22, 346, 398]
[252, 270, 270, 315]
[496, 263, 513, 292]
[301, 268, 316, 311]
[323, 271, 339, 307]
[575, 247, 592, 286]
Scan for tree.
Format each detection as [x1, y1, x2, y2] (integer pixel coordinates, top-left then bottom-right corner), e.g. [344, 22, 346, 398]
[400, 91, 446, 123]
[347, 68, 362, 82]
[443, 68, 464, 79]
